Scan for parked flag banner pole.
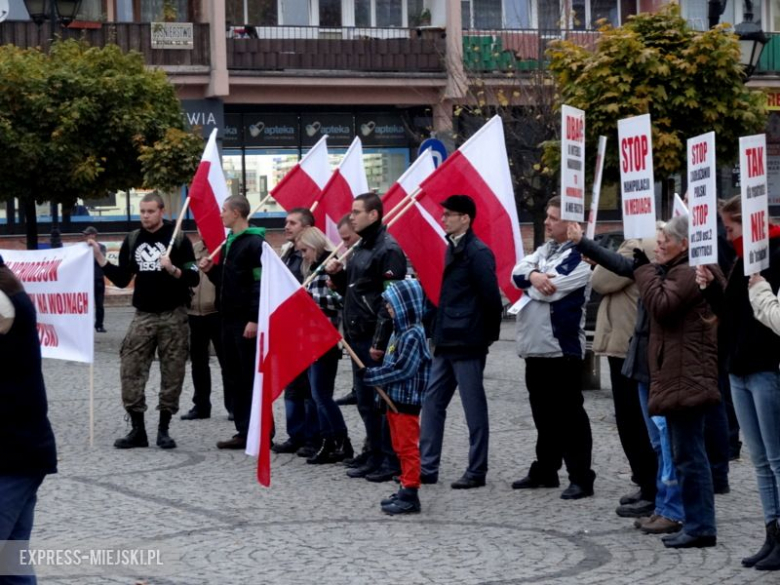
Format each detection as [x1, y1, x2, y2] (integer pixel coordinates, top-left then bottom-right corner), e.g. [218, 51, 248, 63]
[586, 135, 607, 240]
[339, 339, 398, 414]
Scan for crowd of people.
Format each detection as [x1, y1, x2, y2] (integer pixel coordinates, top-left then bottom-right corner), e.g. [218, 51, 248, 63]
[8, 187, 780, 574]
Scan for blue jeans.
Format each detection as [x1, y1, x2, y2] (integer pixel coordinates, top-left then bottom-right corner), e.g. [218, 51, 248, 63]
[420, 354, 489, 480]
[667, 409, 716, 537]
[638, 383, 684, 523]
[309, 347, 348, 438]
[730, 371, 780, 524]
[0, 473, 46, 585]
[284, 397, 319, 445]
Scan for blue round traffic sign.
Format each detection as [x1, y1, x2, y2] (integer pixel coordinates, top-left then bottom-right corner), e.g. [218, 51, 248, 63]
[419, 138, 448, 168]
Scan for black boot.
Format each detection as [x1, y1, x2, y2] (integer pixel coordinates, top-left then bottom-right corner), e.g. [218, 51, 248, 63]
[742, 522, 777, 567]
[755, 521, 780, 571]
[381, 487, 421, 515]
[114, 412, 148, 449]
[156, 411, 177, 449]
[307, 438, 337, 464]
[331, 435, 354, 462]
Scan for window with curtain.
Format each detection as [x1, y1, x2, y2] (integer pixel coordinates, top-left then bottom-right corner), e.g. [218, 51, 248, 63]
[538, 0, 560, 30]
[572, 0, 586, 29]
[355, 0, 370, 26]
[474, 0, 502, 28]
[504, 0, 530, 28]
[76, 0, 102, 20]
[590, 0, 617, 26]
[139, 0, 189, 21]
[281, 0, 309, 25]
[377, 0, 402, 26]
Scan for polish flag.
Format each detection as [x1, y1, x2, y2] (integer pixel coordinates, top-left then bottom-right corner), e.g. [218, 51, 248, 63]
[188, 128, 229, 261]
[246, 242, 342, 486]
[416, 116, 524, 303]
[271, 135, 331, 211]
[382, 150, 447, 305]
[313, 137, 368, 243]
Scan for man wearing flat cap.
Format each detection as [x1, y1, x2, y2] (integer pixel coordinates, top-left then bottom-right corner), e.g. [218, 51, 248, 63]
[82, 226, 107, 332]
[419, 194, 503, 490]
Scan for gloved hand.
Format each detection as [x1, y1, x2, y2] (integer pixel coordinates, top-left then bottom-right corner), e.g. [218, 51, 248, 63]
[633, 248, 650, 269]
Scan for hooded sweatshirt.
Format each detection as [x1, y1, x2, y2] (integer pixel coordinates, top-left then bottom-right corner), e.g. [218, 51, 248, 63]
[363, 279, 432, 414]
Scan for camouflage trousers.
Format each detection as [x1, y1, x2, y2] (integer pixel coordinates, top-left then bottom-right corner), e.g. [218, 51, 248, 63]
[120, 306, 189, 414]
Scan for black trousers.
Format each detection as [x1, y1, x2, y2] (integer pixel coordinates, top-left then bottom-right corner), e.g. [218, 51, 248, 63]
[188, 313, 230, 415]
[94, 280, 105, 329]
[221, 318, 257, 438]
[525, 356, 594, 486]
[608, 356, 657, 499]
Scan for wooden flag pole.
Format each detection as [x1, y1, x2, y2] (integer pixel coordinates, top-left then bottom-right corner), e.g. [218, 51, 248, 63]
[382, 186, 421, 224]
[89, 363, 94, 448]
[300, 241, 344, 289]
[385, 194, 420, 229]
[205, 193, 275, 262]
[166, 196, 191, 256]
[340, 339, 398, 414]
[310, 200, 319, 213]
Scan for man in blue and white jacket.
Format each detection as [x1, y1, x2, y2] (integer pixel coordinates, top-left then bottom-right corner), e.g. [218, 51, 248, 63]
[511, 196, 595, 500]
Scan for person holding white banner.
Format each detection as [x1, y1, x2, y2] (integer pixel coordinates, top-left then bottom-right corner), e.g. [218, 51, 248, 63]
[90, 192, 199, 450]
[698, 195, 780, 568]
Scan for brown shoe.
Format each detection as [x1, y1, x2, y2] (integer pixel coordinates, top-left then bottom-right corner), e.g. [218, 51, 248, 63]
[217, 435, 246, 450]
[634, 514, 659, 530]
[641, 516, 683, 534]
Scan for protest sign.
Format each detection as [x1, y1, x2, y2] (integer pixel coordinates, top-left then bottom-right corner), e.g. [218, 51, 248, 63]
[561, 105, 586, 221]
[740, 134, 770, 275]
[618, 114, 656, 238]
[687, 132, 717, 266]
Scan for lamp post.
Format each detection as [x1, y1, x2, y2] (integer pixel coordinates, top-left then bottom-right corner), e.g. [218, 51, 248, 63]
[22, 0, 82, 27]
[734, 1, 768, 78]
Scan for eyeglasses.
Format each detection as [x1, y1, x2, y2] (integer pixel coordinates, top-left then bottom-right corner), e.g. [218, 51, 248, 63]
[441, 211, 464, 218]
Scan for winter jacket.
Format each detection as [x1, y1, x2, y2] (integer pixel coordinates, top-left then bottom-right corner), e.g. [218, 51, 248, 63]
[590, 238, 655, 359]
[102, 220, 199, 313]
[634, 254, 720, 416]
[702, 231, 780, 376]
[512, 239, 591, 359]
[0, 264, 57, 476]
[749, 280, 780, 335]
[363, 279, 432, 414]
[330, 221, 406, 351]
[207, 227, 265, 323]
[431, 229, 503, 358]
[281, 242, 304, 283]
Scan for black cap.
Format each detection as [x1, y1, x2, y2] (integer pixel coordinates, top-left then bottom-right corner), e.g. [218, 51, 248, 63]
[441, 194, 476, 221]
[82, 226, 98, 236]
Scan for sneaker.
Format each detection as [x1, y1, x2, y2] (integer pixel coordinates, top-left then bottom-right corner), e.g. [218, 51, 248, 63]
[616, 500, 655, 518]
[640, 516, 683, 535]
[381, 488, 421, 515]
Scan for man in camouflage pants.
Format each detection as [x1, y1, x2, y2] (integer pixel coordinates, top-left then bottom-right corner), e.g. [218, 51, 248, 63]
[89, 192, 198, 449]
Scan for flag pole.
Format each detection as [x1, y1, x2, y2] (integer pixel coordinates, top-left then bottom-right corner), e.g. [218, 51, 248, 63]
[300, 241, 344, 288]
[166, 196, 192, 256]
[310, 200, 319, 213]
[89, 363, 94, 448]
[340, 339, 398, 414]
[385, 194, 419, 229]
[205, 193, 275, 262]
[383, 186, 421, 224]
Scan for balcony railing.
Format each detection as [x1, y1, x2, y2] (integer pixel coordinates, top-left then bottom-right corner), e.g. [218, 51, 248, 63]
[0, 21, 210, 68]
[226, 26, 445, 73]
[462, 28, 600, 73]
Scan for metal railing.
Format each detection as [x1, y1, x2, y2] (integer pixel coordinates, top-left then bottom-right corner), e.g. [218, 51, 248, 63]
[226, 25, 445, 73]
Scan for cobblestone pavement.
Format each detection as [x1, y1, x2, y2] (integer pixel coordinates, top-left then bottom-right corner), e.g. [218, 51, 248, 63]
[29, 307, 775, 584]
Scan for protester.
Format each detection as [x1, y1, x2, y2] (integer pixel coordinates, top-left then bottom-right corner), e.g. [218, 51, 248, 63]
[273, 207, 320, 457]
[361, 279, 432, 514]
[568, 222, 658, 517]
[636, 214, 720, 549]
[571, 221, 683, 534]
[82, 226, 107, 332]
[511, 196, 595, 499]
[327, 192, 406, 482]
[334, 213, 360, 407]
[199, 195, 264, 450]
[418, 194, 503, 490]
[182, 235, 231, 421]
[296, 226, 354, 464]
[0, 254, 57, 585]
[88, 192, 198, 450]
[697, 195, 780, 566]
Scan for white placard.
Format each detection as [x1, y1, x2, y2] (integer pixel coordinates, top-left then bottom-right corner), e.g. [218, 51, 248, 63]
[673, 193, 689, 217]
[618, 114, 657, 238]
[687, 132, 718, 266]
[0, 244, 94, 363]
[740, 134, 770, 275]
[561, 105, 586, 221]
[586, 135, 607, 240]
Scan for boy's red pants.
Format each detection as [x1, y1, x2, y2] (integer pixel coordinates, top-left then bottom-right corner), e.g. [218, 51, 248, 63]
[387, 411, 421, 489]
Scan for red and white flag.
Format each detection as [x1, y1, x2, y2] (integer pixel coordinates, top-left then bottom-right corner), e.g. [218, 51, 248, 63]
[382, 150, 447, 305]
[313, 136, 369, 243]
[246, 242, 342, 486]
[416, 116, 524, 303]
[188, 128, 230, 260]
[271, 135, 331, 211]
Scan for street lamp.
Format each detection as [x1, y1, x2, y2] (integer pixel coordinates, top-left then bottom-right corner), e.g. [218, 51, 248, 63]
[22, 0, 83, 26]
[734, 1, 768, 78]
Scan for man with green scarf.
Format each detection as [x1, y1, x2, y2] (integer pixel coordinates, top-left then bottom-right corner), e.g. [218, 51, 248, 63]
[200, 195, 265, 450]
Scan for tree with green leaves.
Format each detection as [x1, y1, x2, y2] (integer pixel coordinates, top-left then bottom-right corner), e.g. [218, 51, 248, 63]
[545, 4, 766, 212]
[0, 39, 203, 248]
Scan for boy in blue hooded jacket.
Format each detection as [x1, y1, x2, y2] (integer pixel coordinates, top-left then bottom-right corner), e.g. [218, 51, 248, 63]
[361, 279, 432, 514]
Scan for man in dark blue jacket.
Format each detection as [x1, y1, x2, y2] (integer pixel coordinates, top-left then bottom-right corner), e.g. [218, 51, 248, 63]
[0, 255, 57, 583]
[419, 194, 503, 489]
